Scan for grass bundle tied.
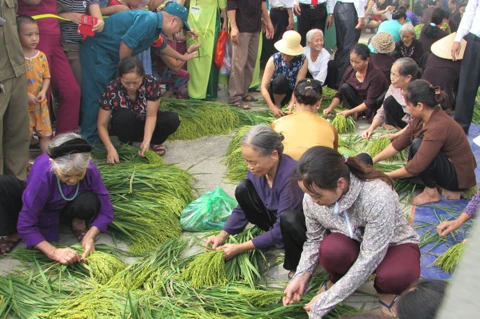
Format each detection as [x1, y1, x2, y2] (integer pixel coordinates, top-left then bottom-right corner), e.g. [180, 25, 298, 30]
[434, 241, 466, 274]
[367, 137, 406, 162]
[85, 251, 126, 285]
[331, 114, 356, 134]
[181, 250, 227, 288]
[160, 99, 273, 140]
[98, 162, 195, 252]
[223, 125, 251, 183]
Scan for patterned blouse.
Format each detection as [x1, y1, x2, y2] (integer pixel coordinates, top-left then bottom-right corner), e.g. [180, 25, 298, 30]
[294, 174, 419, 318]
[272, 52, 306, 90]
[99, 75, 162, 121]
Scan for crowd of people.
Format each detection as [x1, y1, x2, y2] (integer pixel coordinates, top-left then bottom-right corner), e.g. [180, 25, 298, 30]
[1, 0, 480, 318]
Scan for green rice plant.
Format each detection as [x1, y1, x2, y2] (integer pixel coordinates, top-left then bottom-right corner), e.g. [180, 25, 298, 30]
[367, 137, 406, 162]
[181, 250, 227, 288]
[85, 251, 126, 285]
[434, 241, 466, 274]
[331, 114, 356, 133]
[462, 185, 478, 200]
[223, 126, 251, 183]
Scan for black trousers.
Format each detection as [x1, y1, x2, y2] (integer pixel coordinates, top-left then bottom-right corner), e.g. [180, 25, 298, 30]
[268, 74, 293, 107]
[0, 176, 100, 236]
[235, 179, 306, 271]
[340, 83, 385, 121]
[110, 108, 180, 145]
[297, 3, 327, 46]
[0, 176, 26, 235]
[333, 2, 361, 89]
[408, 138, 460, 190]
[270, 8, 290, 44]
[454, 33, 480, 134]
[383, 95, 408, 129]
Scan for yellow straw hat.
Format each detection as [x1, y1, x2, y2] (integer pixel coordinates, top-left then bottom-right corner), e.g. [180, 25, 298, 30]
[431, 32, 467, 60]
[274, 31, 305, 56]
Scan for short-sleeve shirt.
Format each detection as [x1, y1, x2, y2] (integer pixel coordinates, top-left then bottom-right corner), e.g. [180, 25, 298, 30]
[25, 50, 51, 106]
[57, 0, 99, 44]
[99, 75, 162, 121]
[272, 52, 306, 90]
[227, 0, 265, 33]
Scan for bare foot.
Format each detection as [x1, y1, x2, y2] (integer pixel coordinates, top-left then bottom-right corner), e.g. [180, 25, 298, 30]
[411, 187, 441, 205]
[441, 188, 461, 200]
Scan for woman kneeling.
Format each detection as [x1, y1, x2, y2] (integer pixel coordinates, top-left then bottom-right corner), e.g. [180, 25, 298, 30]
[0, 133, 114, 263]
[283, 146, 420, 318]
[98, 57, 180, 163]
[206, 125, 306, 274]
[373, 80, 477, 205]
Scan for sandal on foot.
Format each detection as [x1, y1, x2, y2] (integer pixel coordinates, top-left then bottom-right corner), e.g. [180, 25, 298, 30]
[0, 237, 21, 256]
[379, 295, 399, 318]
[72, 228, 88, 243]
[242, 95, 258, 102]
[231, 101, 251, 110]
[151, 144, 167, 156]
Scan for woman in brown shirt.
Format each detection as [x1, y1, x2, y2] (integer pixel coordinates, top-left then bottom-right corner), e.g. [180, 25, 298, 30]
[324, 44, 389, 122]
[373, 80, 476, 205]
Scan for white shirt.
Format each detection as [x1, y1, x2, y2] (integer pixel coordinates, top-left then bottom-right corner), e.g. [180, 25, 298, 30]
[271, 0, 294, 7]
[304, 46, 330, 84]
[327, 0, 367, 18]
[294, 0, 328, 5]
[455, 0, 480, 41]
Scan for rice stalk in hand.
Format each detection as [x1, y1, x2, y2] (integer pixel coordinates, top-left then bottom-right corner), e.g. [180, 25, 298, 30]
[181, 250, 227, 288]
[85, 251, 126, 285]
[367, 137, 406, 162]
[331, 114, 356, 133]
[434, 241, 466, 274]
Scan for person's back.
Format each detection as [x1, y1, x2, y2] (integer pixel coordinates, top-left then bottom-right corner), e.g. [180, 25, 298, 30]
[272, 112, 336, 160]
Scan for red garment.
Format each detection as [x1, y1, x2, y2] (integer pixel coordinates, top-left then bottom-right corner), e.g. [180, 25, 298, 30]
[107, 0, 122, 6]
[312, 0, 318, 6]
[17, 0, 60, 35]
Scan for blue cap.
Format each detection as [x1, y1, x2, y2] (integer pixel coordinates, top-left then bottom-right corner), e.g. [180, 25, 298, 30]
[163, 1, 191, 31]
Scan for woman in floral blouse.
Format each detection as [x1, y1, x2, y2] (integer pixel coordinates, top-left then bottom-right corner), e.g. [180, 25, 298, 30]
[260, 30, 308, 119]
[97, 57, 180, 163]
[283, 146, 419, 318]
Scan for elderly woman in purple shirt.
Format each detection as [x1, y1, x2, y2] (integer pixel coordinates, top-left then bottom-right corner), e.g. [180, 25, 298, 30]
[206, 125, 306, 275]
[0, 133, 113, 264]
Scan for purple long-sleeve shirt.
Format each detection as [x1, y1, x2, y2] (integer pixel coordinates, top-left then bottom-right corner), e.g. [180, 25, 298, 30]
[464, 188, 480, 218]
[223, 155, 303, 250]
[17, 153, 114, 247]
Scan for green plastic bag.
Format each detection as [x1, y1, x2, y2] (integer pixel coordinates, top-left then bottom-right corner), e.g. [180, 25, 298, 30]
[180, 186, 238, 232]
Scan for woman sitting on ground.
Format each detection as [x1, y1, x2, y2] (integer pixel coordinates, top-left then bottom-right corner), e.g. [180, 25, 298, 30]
[373, 80, 477, 205]
[324, 44, 388, 122]
[271, 79, 338, 160]
[418, 7, 448, 54]
[206, 125, 306, 276]
[304, 29, 330, 86]
[97, 57, 180, 163]
[0, 133, 114, 263]
[362, 58, 418, 139]
[283, 146, 420, 318]
[393, 23, 424, 66]
[369, 32, 397, 83]
[365, 0, 394, 32]
[368, 9, 408, 53]
[261, 30, 308, 118]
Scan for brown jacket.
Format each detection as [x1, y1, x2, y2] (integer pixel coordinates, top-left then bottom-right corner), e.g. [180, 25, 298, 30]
[392, 107, 477, 189]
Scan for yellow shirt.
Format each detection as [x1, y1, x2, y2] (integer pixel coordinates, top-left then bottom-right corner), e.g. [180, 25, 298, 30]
[272, 112, 336, 161]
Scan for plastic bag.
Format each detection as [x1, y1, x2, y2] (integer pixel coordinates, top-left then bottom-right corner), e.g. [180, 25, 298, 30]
[180, 186, 237, 232]
[214, 30, 229, 69]
[220, 38, 232, 76]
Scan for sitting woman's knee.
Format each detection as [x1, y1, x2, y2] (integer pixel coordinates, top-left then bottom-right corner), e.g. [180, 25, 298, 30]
[235, 179, 254, 198]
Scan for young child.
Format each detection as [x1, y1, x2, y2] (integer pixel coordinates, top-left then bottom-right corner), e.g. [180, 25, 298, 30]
[17, 15, 52, 153]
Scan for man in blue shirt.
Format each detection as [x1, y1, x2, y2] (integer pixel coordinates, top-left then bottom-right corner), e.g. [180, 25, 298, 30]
[80, 2, 196, 144]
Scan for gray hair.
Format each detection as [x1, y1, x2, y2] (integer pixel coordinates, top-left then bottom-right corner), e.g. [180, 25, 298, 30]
[241, 125, 284, 157]
[48, 133, 91, 173]
[393, 57, 419, 79]
[306, 29, 324, 43]
[400, 23, 415, 35]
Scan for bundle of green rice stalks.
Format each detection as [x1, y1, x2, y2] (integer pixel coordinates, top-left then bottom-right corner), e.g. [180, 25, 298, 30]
[367, 137, 406, 162]
[98, 162, 195, 252]
[92, 143, 163, 165]
[85, 251, 126, 285]
[236, 287, 285, 307]
[160, 99, 273, 140]
[462, 185, 478, 200]
[223, 126, 251, 183]
[181, 250, 227, 288]
[225, 227, 268, 288]
[331, 114, 356, 133]
[434, 241, 466, 274]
